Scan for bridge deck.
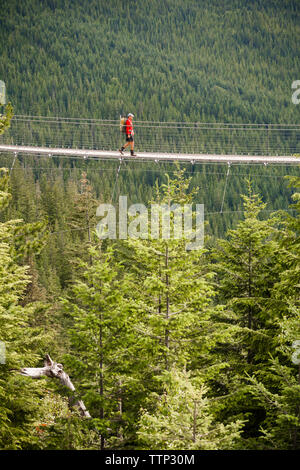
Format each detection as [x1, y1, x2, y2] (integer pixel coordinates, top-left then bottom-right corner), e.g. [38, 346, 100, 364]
[0, 144, 299, 164]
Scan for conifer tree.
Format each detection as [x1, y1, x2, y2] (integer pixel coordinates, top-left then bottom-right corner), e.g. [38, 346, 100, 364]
[273, 175, 300, 304]
[244, 175, 300, 449]
[0, 103, 13, 136]
[211, 181, 282, 442]
[0, 169, 48, 449]
[112, 167, 239, 448]
[137, 368, 243, 450]
[67, 171, 100, 271]
[120, 167, 218, 376]
[213, 181, 281, 366]
[62, 244, 135, 449]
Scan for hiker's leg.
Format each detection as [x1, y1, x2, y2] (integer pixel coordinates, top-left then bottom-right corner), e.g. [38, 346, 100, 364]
[120, 141, 130, 152]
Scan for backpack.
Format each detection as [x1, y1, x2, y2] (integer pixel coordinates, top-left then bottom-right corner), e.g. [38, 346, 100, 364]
[120, 116, 127, 133]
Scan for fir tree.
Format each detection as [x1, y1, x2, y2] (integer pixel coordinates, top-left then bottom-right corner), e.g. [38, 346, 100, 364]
[0, 103, 13, 136]
[137, 367, 243, 450]
[0, 169, 48, 449]
[211, 181, 282, 443]
[62, 243, 135, 449]
[244, 175, 300, 449]
[120, 167, 217, 375]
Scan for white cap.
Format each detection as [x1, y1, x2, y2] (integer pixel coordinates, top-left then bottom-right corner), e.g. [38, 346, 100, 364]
[128, 113, 134, 117]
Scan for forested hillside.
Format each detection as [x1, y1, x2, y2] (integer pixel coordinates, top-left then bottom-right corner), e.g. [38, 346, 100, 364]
[0, 0, 299, 236]
[0, 0, 300, 452]
[0, 103, 300, 450]
[0, 0, 299, 122]
[0, 0, 299, 225]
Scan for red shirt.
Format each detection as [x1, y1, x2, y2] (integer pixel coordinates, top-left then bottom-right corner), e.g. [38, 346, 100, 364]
[125, 118, 133, 136]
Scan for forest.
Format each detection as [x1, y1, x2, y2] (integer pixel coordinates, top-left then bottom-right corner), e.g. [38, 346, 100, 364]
[0, 0, 300, 451]
[1, 0, 299, 123]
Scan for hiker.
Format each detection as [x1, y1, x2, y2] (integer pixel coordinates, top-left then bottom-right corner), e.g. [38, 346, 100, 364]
[119, 113, 137, 156]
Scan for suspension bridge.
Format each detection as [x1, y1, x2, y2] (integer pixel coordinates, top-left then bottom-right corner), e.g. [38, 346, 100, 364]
[0, 115, 299, 164]
[0, 114, 299, 230]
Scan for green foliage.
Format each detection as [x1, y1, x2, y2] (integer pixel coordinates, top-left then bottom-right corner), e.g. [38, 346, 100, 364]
[273, 175, 300, 303]
[0, 1, 299, 449]
[0, 1, 299, 124]
[0, 155, 299, 449]
[62, 244, 137, 449]
[0, 167, 67, 449]
[29, 392, 98, 450]
[247, 357, 300, 449]
[137, 368, 244, 450]
[0, 103, 13, 136]
[119, 168, 217, 374]
[207, 181, 290, 444]
[0, 174, 47, 448]
[241, 175, 300, 449]
[0, 168, 12, 211]
[213, 181, 281, 366]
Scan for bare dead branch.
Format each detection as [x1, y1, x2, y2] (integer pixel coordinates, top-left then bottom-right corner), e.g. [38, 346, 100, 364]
[20, 354, 91, 418]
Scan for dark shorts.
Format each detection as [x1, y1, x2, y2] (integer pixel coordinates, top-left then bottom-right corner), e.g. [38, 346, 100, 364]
[126, 134, 134, 142]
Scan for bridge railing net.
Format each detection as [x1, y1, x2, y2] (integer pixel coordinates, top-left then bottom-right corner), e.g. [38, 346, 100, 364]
[1, 116, 300, 155]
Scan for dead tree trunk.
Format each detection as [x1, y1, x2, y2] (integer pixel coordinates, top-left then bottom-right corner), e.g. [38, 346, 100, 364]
[20, 354, 91, 418]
